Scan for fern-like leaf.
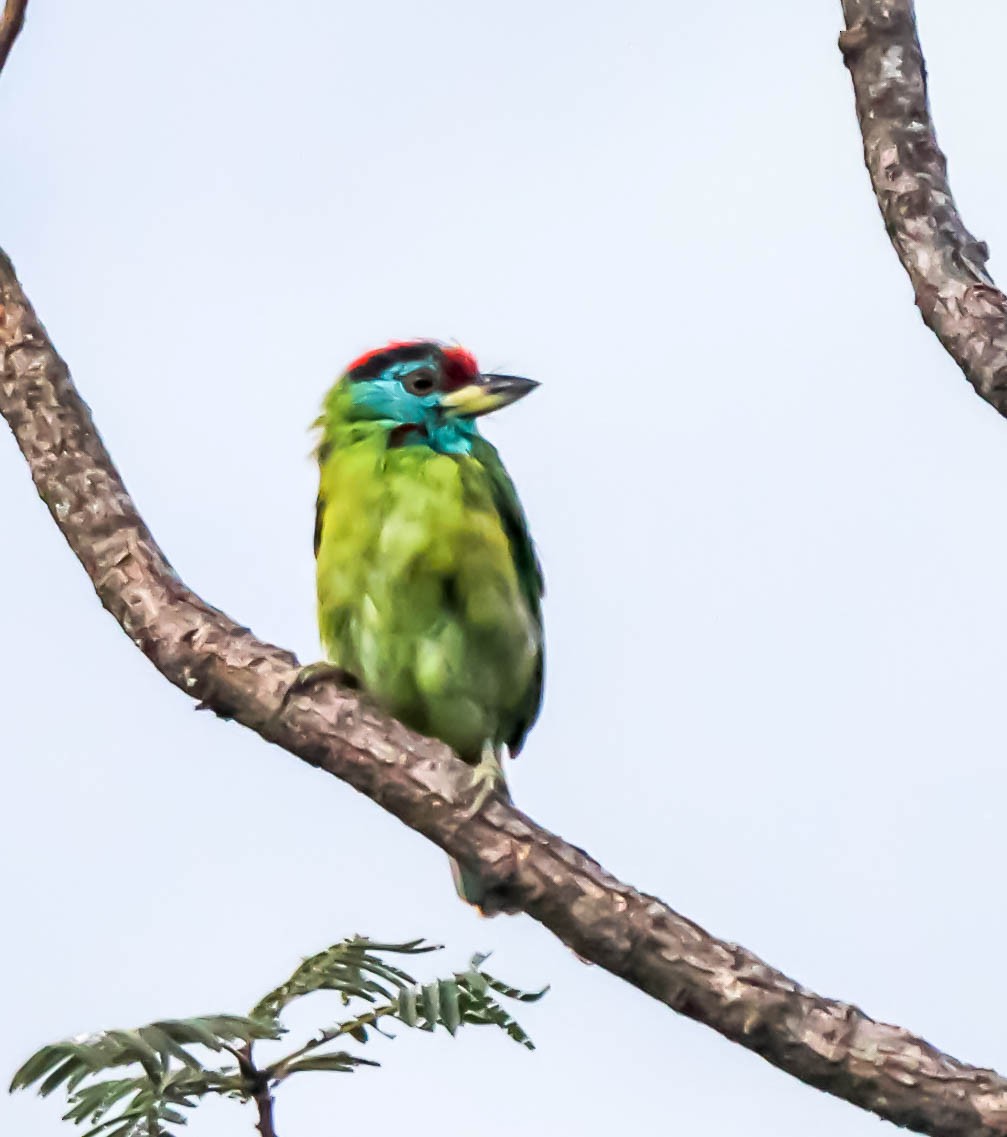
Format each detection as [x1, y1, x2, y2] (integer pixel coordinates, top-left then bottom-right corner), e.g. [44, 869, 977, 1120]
[12, 936, 545, 1135]
[251, 936, 440, 1020]
[12, 1015, 281, 1136]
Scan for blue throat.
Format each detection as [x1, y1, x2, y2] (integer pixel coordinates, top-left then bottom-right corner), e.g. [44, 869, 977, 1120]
[403, 417, 478, 455]
[350, 369, 480, 455]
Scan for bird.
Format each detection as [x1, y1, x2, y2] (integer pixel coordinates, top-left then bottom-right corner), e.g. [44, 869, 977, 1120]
[312, 340, 544, 912]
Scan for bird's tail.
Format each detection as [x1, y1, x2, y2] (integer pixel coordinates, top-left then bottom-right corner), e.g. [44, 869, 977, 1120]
[450, 857, 495, 910]
[450, 854, 521, 916]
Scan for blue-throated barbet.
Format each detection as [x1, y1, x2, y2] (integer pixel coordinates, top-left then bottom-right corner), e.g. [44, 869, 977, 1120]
[313, 341, 544, 911]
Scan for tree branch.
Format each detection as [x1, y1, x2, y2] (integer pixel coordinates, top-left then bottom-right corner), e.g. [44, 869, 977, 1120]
[238, 1045, 279, 1137]
[840, 0, 1007, 416]
[0, 0, 27, 74]
[5, 7, 1007, 1137]
[253, 1092, 278, 1137]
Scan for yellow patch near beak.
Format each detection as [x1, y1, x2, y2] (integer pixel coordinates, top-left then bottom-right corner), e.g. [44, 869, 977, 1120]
[441, 374, 539, 418]
[441, 384, 510, 416]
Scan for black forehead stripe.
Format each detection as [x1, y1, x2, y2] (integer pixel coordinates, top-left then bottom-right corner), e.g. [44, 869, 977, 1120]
[348, 343, 440, 382]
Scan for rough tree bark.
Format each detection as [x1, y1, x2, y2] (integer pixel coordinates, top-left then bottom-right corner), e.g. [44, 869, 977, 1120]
[3, 3, 1005, 1136]
[0, 0, 26, 72]
[840, 0, 1007, 416]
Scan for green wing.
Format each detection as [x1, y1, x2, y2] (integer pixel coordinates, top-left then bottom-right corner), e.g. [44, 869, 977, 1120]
[472, 437, 545, 756]
[313, 438, 331, 557]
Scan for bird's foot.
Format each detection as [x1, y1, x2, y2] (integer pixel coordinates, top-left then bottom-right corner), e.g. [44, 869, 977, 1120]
[278, 661, 360, 714]
[464, 744, 506, 818]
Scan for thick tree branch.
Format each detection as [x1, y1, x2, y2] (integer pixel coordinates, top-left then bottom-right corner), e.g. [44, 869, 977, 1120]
[5, 8, 1007, 1137]
[840, 0, 1007, 415]
[5, 192, 1007, 1137]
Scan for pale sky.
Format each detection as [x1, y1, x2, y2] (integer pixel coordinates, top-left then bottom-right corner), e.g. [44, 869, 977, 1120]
[3, 2, 1006, 1134]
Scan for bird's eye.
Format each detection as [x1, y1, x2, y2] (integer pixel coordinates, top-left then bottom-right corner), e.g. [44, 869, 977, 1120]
[404, 369, 438, 396]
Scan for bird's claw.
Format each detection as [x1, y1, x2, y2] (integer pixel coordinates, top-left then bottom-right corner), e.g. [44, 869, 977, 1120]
[463, 747, 506, 818]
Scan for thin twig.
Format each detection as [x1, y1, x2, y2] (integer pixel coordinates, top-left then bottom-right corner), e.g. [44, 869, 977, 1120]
[252, 1085, 278, 1137]
[268, 1009, 388, 1082]
[238, 1043, 279, 1137]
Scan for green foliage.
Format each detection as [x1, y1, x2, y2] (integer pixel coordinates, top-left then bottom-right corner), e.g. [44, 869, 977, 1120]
[11, 937, 547, 1136]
